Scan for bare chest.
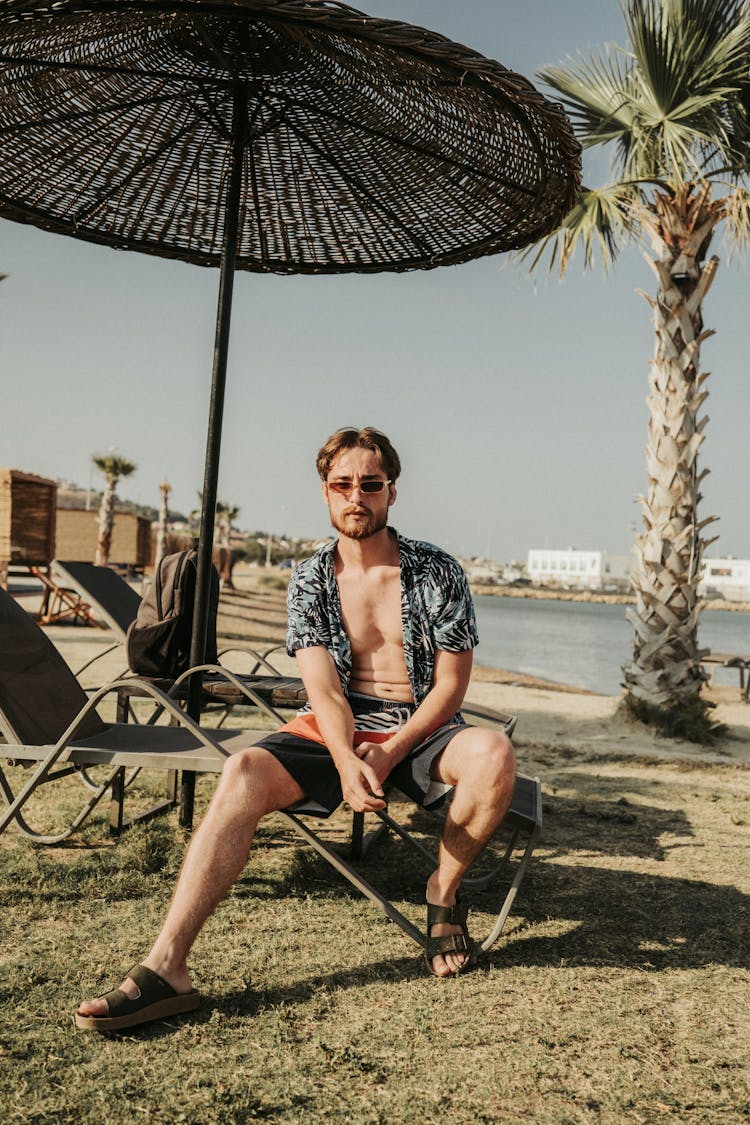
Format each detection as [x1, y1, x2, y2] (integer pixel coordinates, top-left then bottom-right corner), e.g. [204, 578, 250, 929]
[336, 568, 403, 654]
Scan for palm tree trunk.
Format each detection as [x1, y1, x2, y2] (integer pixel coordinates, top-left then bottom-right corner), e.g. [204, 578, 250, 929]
[155, 480, 171, 571]
[95, 478, 116, 567]
[622, 185, 722, 723]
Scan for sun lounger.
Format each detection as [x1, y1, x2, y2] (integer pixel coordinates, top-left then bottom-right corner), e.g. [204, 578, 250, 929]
[52, 560, 142, 637]
[49, 560, 293, 699]
[46, 559, 144, 676]
[701, 651, 750, 702]
[0, 585, 541, 956]
[30, 564, 102, 627]
[0, 588, 294, 822]
[0, 584, 282, 842]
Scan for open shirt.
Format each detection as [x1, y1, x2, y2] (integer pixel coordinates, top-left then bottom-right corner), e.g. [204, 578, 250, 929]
[286, 528, 479, 705]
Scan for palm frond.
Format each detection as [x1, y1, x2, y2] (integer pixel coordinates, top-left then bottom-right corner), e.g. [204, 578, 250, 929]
[92, 453, 137, 480]
[689, 15, 750, 95]
[538, 48, 637, 148]
[627, 0, 750, 99]
[521, 183, 639, 276]
[542, 1, 750, 184]
[647, 113, 730, 179]
[623, 0, 750, 175]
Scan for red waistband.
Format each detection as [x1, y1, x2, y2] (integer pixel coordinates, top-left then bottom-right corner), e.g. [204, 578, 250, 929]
[277, 712, 397, 747]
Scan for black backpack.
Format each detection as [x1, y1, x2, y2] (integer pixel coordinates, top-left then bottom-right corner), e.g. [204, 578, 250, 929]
[126, 547, 219, 678]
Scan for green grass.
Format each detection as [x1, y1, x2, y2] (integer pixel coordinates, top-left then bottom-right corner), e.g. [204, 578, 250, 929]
[1, 748, 749, 1124]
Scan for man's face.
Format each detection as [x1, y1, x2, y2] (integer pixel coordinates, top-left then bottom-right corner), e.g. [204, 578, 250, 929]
[323, 446, 396, 541]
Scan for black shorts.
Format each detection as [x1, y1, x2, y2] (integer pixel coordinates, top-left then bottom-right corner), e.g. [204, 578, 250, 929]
[257, 693, 466, 817]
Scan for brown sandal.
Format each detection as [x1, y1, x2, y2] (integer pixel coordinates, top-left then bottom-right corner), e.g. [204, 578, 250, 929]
[75, 964, 201, 1032]
[424, 898, 474, 976]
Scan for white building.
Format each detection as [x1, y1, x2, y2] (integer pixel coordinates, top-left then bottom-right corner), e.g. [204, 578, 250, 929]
[527, 547, 631, 590]
[700, 558, 750, 602]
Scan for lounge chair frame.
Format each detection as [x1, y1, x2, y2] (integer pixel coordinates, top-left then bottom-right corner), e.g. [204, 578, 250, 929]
[50, 561, 299, 704]
[31, 564, 101, 628]
[0, 703, 540, 956]
[285, 769, 542, 954]
[701, 650, 750, 702]
[0, 588, 542, 956]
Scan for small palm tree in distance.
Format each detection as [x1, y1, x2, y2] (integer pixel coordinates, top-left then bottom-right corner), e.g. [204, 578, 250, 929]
[92, 451, 137, 567]
[216, 500, 240, 550]
[191, 494, 240, 587]
[215, 499, 240, 588]
[529, 0, 750, 740]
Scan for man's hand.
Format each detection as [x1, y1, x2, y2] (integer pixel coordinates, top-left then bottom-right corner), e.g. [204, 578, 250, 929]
[338, 751, 387, 812]
[354, 741, 394, 787]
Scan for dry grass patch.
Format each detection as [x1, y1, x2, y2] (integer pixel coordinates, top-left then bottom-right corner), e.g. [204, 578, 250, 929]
[1, 749, 749, 1123]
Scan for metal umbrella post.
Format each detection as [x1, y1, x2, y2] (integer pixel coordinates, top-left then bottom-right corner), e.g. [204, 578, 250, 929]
[189, 77, 246, 693]
[183, 76, 247, 821]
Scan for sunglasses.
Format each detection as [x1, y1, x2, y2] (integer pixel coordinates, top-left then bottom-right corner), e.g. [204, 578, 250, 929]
[327, 478, 392, 496]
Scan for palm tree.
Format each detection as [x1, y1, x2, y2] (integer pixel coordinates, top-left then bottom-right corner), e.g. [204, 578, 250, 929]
[216, 500, 240, 549]
[192, 494, 240, 587]
[530, 0, 750, 740]
[92, 452, 137, 566]
[154, 479, 172, 570]
[215, 499, 240, 588]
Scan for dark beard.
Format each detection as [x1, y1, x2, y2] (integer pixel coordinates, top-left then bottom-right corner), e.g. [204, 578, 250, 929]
[329, 506, 388, 540]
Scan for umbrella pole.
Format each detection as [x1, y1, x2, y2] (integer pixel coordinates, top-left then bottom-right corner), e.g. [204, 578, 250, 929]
[182, 85, 246, 826]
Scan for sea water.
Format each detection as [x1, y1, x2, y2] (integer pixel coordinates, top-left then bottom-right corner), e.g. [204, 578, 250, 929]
[473, 595, 750, 696]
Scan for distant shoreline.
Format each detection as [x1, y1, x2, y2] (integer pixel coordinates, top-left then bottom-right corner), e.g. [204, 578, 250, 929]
[469, 583, 750, 614]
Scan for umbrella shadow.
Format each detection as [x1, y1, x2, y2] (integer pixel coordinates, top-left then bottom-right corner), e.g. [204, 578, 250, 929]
[203, 850, 750, 1022]
[98, 777, 746, 1041]
[106, 870, 749, 1040]
[539, 779, 696, 862]
[492, 860, 750, 971]
[229, 784, 749, 975]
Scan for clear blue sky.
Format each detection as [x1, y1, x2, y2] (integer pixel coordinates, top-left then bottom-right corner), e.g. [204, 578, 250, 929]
[2, 1, 748, 562]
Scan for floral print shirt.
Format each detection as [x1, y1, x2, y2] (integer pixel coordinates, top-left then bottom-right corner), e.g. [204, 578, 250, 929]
[286, 528, 478, 704]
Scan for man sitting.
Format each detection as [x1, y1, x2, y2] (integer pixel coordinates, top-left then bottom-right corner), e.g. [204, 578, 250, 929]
[76, 426, 515, 1032]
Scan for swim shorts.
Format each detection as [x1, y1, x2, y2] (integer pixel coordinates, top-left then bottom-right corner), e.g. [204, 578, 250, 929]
[256, 693, 467, 817]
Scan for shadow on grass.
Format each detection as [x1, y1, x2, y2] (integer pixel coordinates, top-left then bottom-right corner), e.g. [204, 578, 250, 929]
[55, 954, 422, 1043]
[229, 811, 750, 974]
[3, 783, 747, 1020]
[540, 783, 695, 861]
[490, 862, 750, 971]
[287, 777, 747, 964]
[252, 857, 750, 982]
[111, 852, 750, 1040]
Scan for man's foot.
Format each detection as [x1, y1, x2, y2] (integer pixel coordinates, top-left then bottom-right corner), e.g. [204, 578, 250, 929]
[75, 963, 199, 1032]
[424, 896, 473, 977]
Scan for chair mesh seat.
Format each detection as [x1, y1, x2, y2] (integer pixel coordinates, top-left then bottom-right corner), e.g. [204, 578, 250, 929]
[0, 0, 581, 273]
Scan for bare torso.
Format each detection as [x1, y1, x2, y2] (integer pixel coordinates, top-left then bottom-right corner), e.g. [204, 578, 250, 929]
[335, 559, 412, 702]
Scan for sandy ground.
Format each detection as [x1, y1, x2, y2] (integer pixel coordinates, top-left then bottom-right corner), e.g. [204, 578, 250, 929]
[466, 669, 750, 768]
[18, 568, 750, 772]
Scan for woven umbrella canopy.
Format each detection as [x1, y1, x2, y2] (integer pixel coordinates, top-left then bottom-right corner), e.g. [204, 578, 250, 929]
[0, 0, 581, 692]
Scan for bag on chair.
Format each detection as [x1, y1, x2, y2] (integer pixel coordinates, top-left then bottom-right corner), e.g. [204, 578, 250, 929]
[126, 547, 219, 677]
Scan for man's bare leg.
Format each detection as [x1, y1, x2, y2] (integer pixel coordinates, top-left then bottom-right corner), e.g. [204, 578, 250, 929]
[77, 746, 304, 1017]
[426, 727, 516, 977]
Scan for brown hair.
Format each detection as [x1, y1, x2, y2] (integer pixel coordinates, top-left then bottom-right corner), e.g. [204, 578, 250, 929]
[316, 427, 401, 482]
